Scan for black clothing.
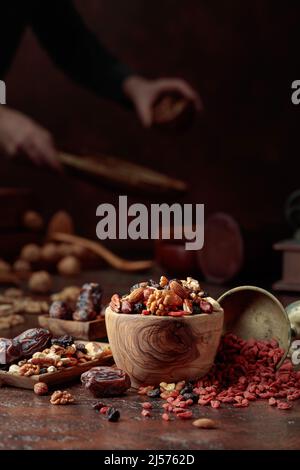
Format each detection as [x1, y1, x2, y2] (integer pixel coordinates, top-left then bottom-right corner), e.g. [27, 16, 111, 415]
[0, 0, 132, 104]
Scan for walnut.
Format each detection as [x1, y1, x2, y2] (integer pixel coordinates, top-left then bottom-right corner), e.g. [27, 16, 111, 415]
[31, 352, 56, 366]
[3, 288, 23, 298]
[50, 390, 74, 405]
[20, 244, 41, 263]
[0, 259, 11, 273]
[22, 211, 44, 231]
[57, 243, 74, 257]
[41, 243, 60, 263]
[47, 211, 74, 237]
[57, 256, 81, 277]
[34, 382, 48, 395]
[19, 363, 40, 377]
[13, 259, 31, 274]
[28, 271, 53, 294]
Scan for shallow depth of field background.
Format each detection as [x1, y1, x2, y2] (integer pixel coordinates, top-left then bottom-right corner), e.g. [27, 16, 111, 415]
[1, 0, 300, 281]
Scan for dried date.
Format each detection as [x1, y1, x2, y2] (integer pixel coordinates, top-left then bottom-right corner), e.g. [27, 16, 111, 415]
[49, 301, 72, 320]
[73, 283, 102, 321]
[81, 366, 131, 397]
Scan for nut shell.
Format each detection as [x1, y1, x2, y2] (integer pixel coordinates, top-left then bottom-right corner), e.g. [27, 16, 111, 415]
[34, 382, 48, 396]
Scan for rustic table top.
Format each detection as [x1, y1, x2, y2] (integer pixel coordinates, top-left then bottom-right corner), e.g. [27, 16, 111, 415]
[0, 269, 300, 450]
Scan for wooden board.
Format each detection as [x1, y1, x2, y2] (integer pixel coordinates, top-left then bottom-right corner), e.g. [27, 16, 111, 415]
[38, 315, 107, 340]
[0, 342, 113, 390]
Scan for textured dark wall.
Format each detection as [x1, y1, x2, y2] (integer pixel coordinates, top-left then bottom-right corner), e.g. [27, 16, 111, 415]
[1, 1, 299, 265]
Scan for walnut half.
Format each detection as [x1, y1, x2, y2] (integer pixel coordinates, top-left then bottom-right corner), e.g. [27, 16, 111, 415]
[50, 390, 74, 405]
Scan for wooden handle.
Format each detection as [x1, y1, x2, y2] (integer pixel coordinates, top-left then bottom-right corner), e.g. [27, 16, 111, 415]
[50, 232, 153, 272]
[59, 151, 187, 193]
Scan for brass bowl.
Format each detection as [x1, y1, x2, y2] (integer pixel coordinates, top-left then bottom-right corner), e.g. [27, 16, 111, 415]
[217, 285, 291, 367]
[105, 306, 223, 388]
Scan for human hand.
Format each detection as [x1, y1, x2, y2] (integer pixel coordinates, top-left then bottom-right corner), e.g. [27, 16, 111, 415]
[0, 107, 61, 170]
[123, 75, 203, 127]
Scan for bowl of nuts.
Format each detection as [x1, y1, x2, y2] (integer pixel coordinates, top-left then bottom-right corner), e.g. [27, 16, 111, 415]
[105, 276, 224, 388]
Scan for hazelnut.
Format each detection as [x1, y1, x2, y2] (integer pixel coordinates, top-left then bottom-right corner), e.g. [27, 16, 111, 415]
[0, 259, 11, 273]
[22, 210, 44, 231]
[47, 211, 74, 237]
[13, 259, 31, 273]
[34, 382, 49, 396]
[28, 271, 53, 294]
[49, 300, 72, 320]
[57, 243, 74, 257]
[41, 243, 60, 263]
[47, 366, 57, 373]
[20, 244, 41, 263]
[57, 256, 81, 277]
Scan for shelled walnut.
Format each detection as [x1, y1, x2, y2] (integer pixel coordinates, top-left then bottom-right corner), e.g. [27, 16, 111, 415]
[19, 363, 40, 376]
[28, 271, 53, 294]
[50, 390, 74, 405]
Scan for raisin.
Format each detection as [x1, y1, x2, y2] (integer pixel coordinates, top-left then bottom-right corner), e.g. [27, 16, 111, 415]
[192, 304, 202, 314]
[107, 407, 120, 422]
[51, 335, 74, 348]
[147, 279, 160, 289]
[147, 388, 161, 398]
[182, 392, 198, 403]
[76, 343, 87, 354]
[133, 302, 144, 314]
[39, 367, 48, 375]
[181, 383, 194, 395]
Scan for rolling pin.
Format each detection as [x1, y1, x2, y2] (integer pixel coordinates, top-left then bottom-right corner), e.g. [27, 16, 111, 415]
[59, 151, 187, 194]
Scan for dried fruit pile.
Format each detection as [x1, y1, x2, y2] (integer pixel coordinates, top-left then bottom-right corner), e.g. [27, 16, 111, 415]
[138, 333, 300, 420]
[49, 282, 102, 322]
[109, 276, 223, 316]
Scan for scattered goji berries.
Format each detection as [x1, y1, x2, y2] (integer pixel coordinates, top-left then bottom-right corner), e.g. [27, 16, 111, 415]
[138, 333, 300, 421]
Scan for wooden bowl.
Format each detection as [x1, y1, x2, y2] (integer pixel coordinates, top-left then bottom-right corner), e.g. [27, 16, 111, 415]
[105, 307, 223, 388]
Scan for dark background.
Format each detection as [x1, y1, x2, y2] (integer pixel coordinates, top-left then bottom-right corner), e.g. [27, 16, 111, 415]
[1, 0, 300, 281]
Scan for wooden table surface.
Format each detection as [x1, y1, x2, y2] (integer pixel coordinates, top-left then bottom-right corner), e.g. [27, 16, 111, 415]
[0, 269, 300, 450]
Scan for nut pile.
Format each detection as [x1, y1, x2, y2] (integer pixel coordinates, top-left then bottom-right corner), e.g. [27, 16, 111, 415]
[138, 334, 300, 420]
[7, 335, 110, 377]
[109, 276, 223, 316]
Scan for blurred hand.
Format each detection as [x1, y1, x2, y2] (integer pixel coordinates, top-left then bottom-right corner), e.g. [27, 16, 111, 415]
[123, 75, 203, 127]
[0, 106, 61, 170]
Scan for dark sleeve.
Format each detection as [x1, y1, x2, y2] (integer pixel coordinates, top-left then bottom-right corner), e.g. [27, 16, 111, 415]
[27, 0, 133, 105]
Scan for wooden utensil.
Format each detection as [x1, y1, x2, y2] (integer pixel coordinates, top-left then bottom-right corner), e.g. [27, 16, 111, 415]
[59, 151, 187, 194]
[50, 232, 153, 272]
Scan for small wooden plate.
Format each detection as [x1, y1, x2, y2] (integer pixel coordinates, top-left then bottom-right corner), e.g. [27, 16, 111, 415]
[0, 342, 113, 390]
[38, 315, 107, 340]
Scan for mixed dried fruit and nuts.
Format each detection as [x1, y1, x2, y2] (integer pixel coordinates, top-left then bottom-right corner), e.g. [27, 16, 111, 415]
[49, 282, 102, 322]
[0, 328, 110, 376]
[109, 276, 223, 316]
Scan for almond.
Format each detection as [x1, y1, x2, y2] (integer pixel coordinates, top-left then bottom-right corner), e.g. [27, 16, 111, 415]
[163, 291, 182, 307]
[128, 286, 145, 303]
[192, 418, 217, 429]
[169, 280, 189, 299]
[183, 298, 193, 314]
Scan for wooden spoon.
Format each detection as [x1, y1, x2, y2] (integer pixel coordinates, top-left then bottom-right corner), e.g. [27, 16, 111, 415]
[50, 232, 153, 272]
